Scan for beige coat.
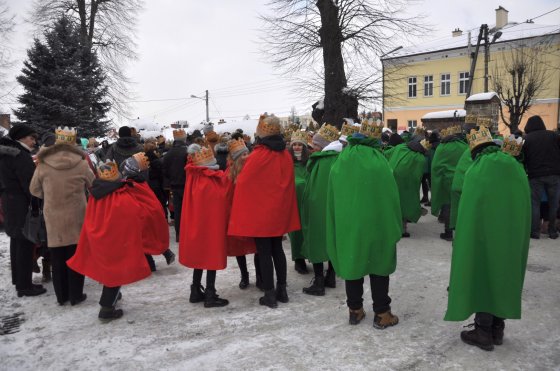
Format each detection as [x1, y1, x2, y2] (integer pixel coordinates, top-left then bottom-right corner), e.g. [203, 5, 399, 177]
[30, 143, 95, 248]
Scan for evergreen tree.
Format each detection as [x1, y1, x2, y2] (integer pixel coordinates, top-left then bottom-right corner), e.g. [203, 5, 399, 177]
[16, 16, 111, 137]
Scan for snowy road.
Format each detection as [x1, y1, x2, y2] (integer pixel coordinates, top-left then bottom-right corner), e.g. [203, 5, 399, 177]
[1, 213, 559, 370]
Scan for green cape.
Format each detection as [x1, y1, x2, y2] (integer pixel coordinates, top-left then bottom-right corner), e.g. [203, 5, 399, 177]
[326, 137, 401, 280]
[288, 162, 308, 260]
[388, 143, 426, 223]
[449, 149, 473, 229]
[301, 150, 339, 263]
[430, 139, 468, 216]
[445, 147, 531, 321]
[383, 145, 396, 161]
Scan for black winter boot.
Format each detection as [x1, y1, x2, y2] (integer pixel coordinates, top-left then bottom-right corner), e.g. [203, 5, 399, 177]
[460, 323, 494, 351]
[492, 318, 505, 345]
[302, 276, 325, 296]
[294, 259, 309, 274]
[204, 288, 229, 308]
[239, 271, 249, 290]
[259, 289, 278, 308]
[98, 306, 123, 322]
[276, 283, 289, 303]
[325, 267, 336, 288]
[189, 284, 205, 303]
[163, 249, 176, 265]
[440, 229, 453, 241]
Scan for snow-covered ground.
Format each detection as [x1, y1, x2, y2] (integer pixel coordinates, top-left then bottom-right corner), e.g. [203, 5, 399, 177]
[1, 213, 559, 370]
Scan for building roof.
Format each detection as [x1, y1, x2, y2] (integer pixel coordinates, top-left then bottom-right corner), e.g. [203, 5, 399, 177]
[421, 109, 466, 120]
[465, 92, 499, 102]
[385, 22, 559, 60]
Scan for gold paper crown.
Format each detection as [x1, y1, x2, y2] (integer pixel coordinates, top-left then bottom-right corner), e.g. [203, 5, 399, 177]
[414, 127, 426, 137]
[190, 146, 216, 166]
[502, 135, 524, 157]
[466, 126, 493, 150]
[97, 159, 120, 181]
[173, 129, 187, 140]
[228, 138, 248, 155]
[318, 123, 340, 143]
[341, 123, 360, 137]
[441, 125, 462, 138]
[360, 120, 383, 139]
[465, 114, 478, 125]
[420, 139, 432, 151]
[291, 130, 308, 145]
[55, 126, 77, 144]
[132, 152, 150, 171]
[256, 114, 282, 138]
[283, 128, 294, 141]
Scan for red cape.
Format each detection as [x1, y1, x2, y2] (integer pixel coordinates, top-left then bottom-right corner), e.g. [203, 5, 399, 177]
[228, 145, 300, 237]
[67, 182, 151, 287]
[224, 168, 256, 256]
[178, 165, 228, 270]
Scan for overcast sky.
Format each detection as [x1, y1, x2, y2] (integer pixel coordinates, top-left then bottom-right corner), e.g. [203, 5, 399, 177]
[1, 0, 559, 126]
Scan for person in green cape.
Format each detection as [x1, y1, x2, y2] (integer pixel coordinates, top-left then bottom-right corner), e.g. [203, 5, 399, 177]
[383, 132, 405, 161]
[449, 148, 473, 230]
[430, 125, 468, 241]
[445, 126, 530, 351]
[287, 130, 311, 274]
[326, 120, 401, 329]
[301, 123, 341, 296]
[388, 138, 430, 237]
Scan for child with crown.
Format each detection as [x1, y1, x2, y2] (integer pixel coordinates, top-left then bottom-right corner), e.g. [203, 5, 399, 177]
[178, 143, 230, 308]
[228, 113, 300, 309]
[325, 122, 401, 329]
[445, 126, 531, 351]
[301, 123, 341, 296]
[67, 153, 169, 322]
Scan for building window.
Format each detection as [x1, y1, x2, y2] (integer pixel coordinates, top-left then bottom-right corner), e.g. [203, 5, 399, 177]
[440, 73, 450, 96]
[407, 120, 417, 130]
[408, 77, 417, 98]
[459, 72, 470, 94]
[424, 75, 433, 97]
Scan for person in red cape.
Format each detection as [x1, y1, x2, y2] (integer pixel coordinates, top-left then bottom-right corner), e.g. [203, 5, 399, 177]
[179, 144, 229, 308]
[67, 154, 169, 322]
[228, 113, 300, 308]
[225, 138, 258, 290]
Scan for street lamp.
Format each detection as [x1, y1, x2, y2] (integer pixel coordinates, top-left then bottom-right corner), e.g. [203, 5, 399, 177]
[191, 90, 209, 123]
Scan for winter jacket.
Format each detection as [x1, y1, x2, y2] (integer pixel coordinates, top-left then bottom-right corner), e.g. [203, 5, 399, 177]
[103, 137, 143, 166]
[0, 136, 36, 238]
[162, 141, 188, 190]
[522, 124, 560, 179]
[29, 143, 95, 247]
[214, 142, 229, 171]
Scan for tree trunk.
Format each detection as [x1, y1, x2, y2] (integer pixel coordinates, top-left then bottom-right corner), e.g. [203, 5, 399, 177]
[316, 0, 358, 129]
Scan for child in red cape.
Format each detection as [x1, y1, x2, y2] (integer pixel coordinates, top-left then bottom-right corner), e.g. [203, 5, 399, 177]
[67, 153, 169, 321]
[179, 144, 229, 308]
[228, 114, 300, 308]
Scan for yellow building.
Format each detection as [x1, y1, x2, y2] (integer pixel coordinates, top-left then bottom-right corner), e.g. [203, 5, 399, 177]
[382, 6, 560, 133]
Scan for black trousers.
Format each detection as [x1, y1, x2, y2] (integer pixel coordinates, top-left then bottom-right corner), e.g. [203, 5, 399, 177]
[99, 286, 121, 307]
[421, 174, 430, 200]
[255, 237, 287, 291]
[50, 245, 85, 304]
[10, 236, 34, 290]
[236, 256, 248, 276]
[440, 204, 451, 230]
[345, 274, 391, 314]
[193, 269, 216, 290]
[530, 175, 560, 235]
[172, 188, 184, 240]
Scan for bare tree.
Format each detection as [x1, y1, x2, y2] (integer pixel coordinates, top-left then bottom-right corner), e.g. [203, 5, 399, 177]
[493, 45, 548, 133]
[30, 0, 143, 119]
[0, 0, 15, 96]
[260, 0, 424, 128]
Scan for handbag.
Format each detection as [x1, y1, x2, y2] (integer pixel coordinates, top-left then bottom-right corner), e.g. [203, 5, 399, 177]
[22, 201, 47, 245]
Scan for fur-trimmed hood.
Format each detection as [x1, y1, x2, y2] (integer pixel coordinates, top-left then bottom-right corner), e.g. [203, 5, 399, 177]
[0, 136, 24, 157]
[37, 142, 86, 170]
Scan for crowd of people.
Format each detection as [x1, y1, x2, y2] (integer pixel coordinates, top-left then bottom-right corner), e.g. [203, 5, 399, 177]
[0, 113, 558, 352]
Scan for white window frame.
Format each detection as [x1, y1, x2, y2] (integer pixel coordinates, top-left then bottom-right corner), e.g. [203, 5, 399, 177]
[408, 76, 417, 98]
[440, 73, 451, 96]
[458, 71, 470, 95]
[407, 120, 417, 129]
[424, 75, 433, 97]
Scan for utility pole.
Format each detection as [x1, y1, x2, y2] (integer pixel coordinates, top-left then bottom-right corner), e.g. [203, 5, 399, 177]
[205, 89, 209, 123]
[466, 25, 486, 98]
[483, 25, 490, 92]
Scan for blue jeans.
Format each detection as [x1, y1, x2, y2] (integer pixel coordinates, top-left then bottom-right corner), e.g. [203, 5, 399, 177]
[530, 175, 560, 236]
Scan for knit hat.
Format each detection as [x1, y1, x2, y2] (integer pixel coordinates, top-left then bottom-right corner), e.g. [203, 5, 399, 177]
[41, 132, 56, 147]
[118, 126, 132, 138]
[187, 143, 217, 167]
[290, 130, 307, 146]
[228, 138, 249, 161]
[121, 152, 149, 177]
[256, 113, 282, 138]
[8, 124, 37, 141]
[205, 130, 219, 143]
[97, 159, 121, 181]
[173, 129, 187, 141]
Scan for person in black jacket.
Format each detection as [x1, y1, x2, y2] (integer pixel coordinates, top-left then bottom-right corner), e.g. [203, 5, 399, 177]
[522, 115, 560, 239]
[103, 126, 143, 166]
[214, 135, 230, 170]
[0, 124, 47, 297]
[162, 129, 189, 242]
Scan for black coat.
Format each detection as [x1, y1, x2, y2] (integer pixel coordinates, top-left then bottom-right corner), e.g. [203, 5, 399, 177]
[162, 141, 188, 190]
[523, 128, 560, 179]
[104, 137, 143, 166]
[0, 137, 35, 238]
[214, 143, 229, 171]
